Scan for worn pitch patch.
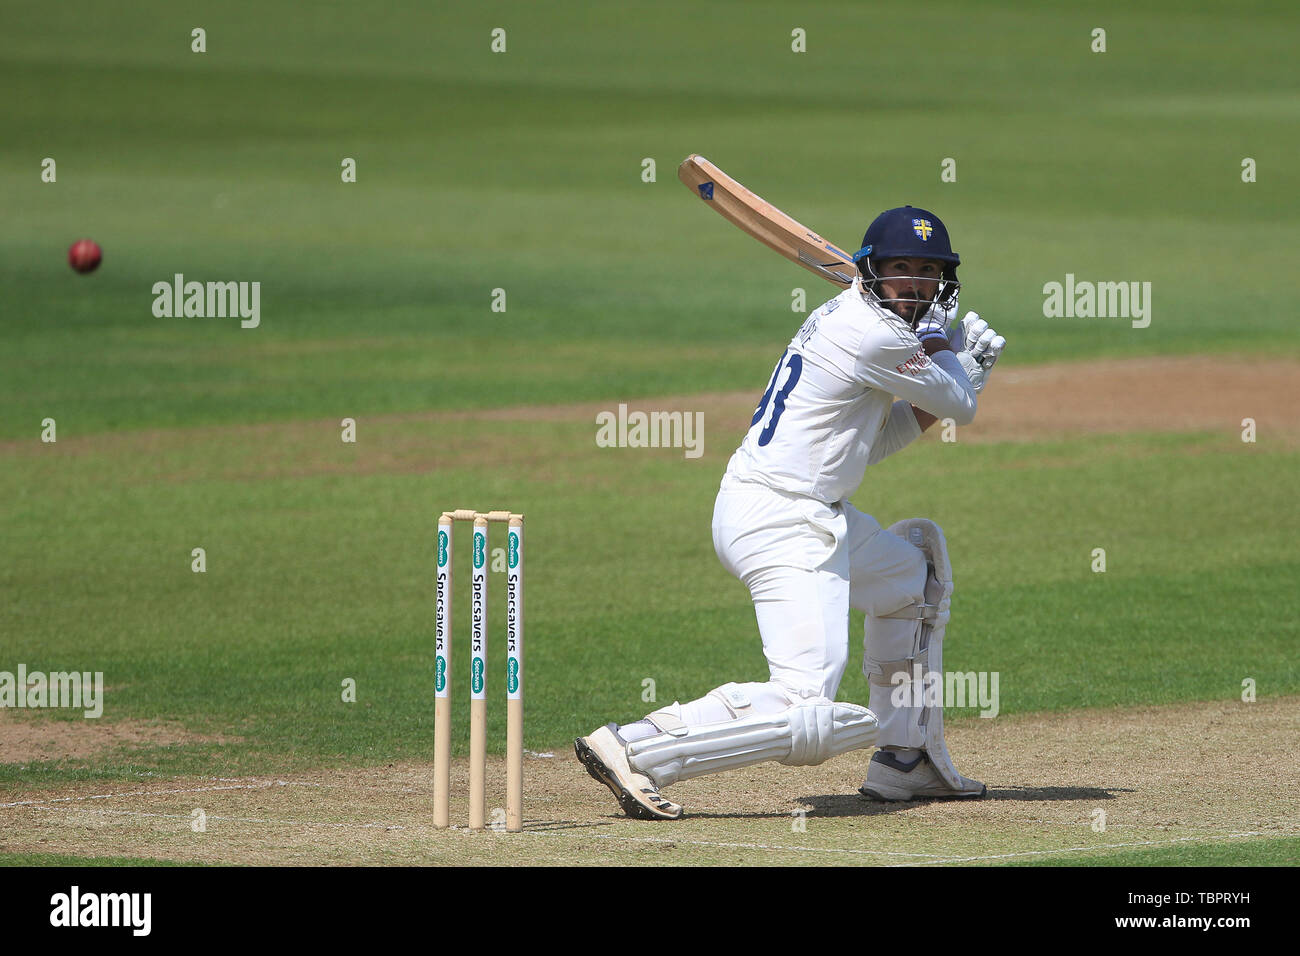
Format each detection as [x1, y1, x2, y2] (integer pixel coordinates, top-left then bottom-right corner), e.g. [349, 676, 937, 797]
[2, 696, 1295, 866]
[0, 708, 239, 764]
[2, 357, 1294, 485]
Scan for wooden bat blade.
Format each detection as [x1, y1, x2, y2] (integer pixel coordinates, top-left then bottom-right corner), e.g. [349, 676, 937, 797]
[678, 154, 858, 288]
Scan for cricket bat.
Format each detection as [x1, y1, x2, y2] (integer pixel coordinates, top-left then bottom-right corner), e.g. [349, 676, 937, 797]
[677, 154, 858, 288]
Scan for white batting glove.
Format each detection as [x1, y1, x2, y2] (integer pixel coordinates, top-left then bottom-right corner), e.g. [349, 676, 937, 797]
[914, 315, 946, 339]
[916, 297, 959, 336]
[935, 294, 961, 323]
[949, 312, 1006, 393]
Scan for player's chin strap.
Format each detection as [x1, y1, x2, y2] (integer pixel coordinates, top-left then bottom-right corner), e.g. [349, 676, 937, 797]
[863, 518, 983, 795]
[855, 260, 960, 329]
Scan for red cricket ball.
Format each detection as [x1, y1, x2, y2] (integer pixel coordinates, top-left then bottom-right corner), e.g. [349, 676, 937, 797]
[68, 238, 102, 274]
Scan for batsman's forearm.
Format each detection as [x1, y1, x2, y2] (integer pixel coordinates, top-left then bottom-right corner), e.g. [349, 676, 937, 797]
[919, 333, 953, 357]
[905, 349, 976, 426]
[913, 332, 948, 430]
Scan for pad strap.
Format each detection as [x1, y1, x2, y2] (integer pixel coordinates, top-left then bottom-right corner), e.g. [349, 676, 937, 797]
[645, 709, 689, 736]
[867, 657, 924, 688]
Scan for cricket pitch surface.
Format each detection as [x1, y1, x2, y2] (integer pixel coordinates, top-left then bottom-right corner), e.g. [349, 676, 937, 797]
[3, 697, 1294, 866]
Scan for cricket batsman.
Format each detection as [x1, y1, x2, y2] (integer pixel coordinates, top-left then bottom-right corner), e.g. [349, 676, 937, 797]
[576, 206, 1006, 819]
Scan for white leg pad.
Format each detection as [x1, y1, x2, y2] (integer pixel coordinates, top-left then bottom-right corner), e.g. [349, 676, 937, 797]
[626, 692, 878, 787]
[863, 518, 979, 793]
[643, 682, 756, 738]
[865, 614, 930, 750]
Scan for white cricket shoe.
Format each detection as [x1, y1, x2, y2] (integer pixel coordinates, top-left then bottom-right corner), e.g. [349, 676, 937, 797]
[858, 749, 986, 801]
[574, 724, 683, 820]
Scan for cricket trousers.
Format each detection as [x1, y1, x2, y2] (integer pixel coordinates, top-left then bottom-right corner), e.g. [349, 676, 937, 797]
[710, 474, 927, 704]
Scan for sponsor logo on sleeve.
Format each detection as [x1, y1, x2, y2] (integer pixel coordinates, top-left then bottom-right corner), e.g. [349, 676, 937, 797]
[896, 348, 932, 375]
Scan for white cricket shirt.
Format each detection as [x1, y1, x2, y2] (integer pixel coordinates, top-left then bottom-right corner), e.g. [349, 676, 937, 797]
[724, 279, 976, 504]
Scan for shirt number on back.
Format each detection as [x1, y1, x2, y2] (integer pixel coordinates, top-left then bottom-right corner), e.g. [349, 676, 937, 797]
[751, 349, 803, 446]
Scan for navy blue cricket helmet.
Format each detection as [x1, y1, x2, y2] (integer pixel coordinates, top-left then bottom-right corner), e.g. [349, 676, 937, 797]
[852, 205, 961, 316]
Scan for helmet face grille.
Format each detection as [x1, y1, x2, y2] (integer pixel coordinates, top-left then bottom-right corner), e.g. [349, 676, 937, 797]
[859, 257, 960, 328]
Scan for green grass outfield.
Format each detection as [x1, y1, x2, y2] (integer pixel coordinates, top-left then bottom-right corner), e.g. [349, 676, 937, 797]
[1, 1, 1296, 867]
[3, 423, 1295, 784]
[2, 0, 1298, 437]
[1006, 835, 1299, 867]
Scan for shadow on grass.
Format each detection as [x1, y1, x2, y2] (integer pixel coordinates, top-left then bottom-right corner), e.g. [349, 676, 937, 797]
[505, 786, 1141, 828]
[795, 785, 1136, 818]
